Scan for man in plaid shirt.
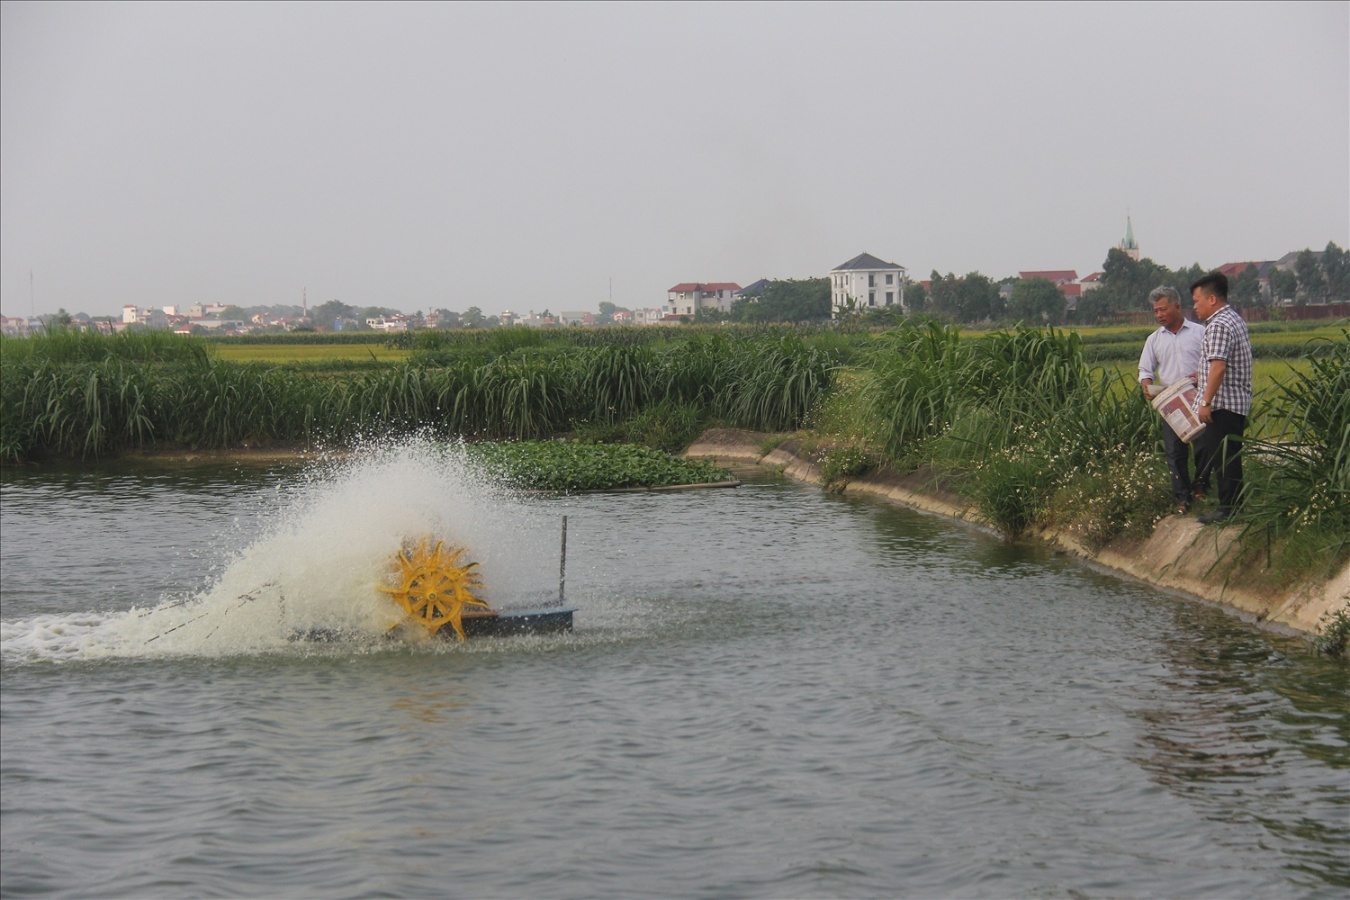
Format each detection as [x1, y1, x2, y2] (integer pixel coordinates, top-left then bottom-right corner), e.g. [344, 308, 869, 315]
[1190, 271, 1252, 524]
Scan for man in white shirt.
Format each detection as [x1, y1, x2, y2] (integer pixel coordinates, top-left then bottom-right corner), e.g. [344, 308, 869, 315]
[1138, 286, 1205, 512]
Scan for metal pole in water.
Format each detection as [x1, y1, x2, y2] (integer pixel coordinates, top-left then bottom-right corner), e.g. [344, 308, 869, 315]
[559, 515, 568, 604]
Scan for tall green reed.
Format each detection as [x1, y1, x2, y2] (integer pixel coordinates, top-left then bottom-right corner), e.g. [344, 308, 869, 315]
[1239, 330, 1350, 575]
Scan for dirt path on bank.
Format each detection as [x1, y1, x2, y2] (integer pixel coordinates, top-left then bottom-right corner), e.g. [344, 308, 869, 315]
[685, 429, 1348, 638]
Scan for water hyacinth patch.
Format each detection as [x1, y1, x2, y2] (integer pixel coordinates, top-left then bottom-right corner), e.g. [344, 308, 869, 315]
[466, 441, 732, 492]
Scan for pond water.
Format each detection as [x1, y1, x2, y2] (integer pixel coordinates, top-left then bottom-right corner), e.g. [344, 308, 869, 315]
[2, 442, 1347, 898]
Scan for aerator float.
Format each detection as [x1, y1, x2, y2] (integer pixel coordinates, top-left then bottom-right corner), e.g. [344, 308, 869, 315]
[381, 516, 575, 641]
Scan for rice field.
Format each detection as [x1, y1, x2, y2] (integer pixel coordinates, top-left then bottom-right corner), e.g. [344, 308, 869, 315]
[211, 343, 411, 363]
[1098, 359, 1313, 439]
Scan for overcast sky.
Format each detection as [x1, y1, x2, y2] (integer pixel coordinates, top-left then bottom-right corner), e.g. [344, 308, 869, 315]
[2, 0, 1346, 319]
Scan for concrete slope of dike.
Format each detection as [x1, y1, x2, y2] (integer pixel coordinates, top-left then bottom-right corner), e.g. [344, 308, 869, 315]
[686, 429, 1348, 638]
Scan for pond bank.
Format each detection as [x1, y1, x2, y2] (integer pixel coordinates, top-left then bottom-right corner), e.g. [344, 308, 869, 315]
[685, 429, 1347, 638]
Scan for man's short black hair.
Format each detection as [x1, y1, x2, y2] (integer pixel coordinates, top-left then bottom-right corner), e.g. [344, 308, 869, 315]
[1191, 271, 1228, 301]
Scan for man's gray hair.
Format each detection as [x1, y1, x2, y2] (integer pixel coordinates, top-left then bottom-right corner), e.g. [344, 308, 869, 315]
[1148, 286, 1181, 305]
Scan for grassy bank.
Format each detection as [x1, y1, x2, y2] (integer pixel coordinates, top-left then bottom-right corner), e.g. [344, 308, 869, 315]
[808, 320, 1348, 584]
[4, 322, 1345, 585]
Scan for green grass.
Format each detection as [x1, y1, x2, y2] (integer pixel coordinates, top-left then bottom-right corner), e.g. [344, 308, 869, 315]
[1234, 336, 1349, 580]
[1, 328, 210, 365]
[2, 331, 840, 460]
[212, 344, 411, 363]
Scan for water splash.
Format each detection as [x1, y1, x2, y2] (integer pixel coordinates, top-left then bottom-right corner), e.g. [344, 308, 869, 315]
[1, 438, 567, 662]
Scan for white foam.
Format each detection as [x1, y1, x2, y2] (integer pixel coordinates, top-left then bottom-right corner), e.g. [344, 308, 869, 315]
[1, 438, 567, 663]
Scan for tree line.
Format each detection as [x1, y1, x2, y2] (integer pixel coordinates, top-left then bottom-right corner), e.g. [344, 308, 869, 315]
[701, 241, 1348, 327]
[39, 241, 1344, 333]
[1074, 241, 1349, 324]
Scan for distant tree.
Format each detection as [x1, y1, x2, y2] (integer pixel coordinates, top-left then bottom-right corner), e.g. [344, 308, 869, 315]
[905, 280, 927, 312]
[1229, 264, 1263, 308]
[969, 273, 1003, 321]
[923, 270, 997, 322]
[461, 306, 486, 328]
[1173, 263, 1207, 302]
[1321, 241, 1349, 302]
[1080, 249, 1209, 323]
[926, 272, 954, 319]
[435, 309, 461, 328]
[1101, 246, 1140, 289]
[1267, 268, 1297, 305]
[311, 299, 357, 330]
[1008, 278, 1064, 323]
[1294, 249, 1326, 305]
[1095, 248, 1154, 316]
[730, 278, 830, 322]
[1073, 287, 1113, 324]
[219, 305, 248, 321]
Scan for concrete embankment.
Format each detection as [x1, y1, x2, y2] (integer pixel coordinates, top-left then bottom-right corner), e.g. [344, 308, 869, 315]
[686, 429, 1348, 638]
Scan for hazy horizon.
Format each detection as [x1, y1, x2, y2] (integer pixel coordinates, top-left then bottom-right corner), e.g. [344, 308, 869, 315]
[3, 1, 1347, 320]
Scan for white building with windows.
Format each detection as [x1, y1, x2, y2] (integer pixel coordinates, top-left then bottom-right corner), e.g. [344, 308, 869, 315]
[829, 253, 907, 317]
[121, 304, 170, 329]
[666, 282, 742, 317]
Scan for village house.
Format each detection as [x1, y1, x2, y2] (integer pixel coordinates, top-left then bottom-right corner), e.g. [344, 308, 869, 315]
[1, 316, 35, 337]
[121, 304, 170, 329]
[666, 282, 742, 318]
[365, 314, 418, 332]
[736, 279, 773, 299]
[829, 253, 907, 317]
[521, 311, 558, 327]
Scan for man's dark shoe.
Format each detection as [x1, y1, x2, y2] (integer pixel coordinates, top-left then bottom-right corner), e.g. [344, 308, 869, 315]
[1197, 509, 1233, 525]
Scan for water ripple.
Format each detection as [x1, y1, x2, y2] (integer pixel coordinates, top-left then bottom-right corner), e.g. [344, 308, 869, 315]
[3, 455, 1347, 897]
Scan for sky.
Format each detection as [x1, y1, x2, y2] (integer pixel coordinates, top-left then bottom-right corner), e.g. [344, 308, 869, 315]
[2, 1, 1347, 320]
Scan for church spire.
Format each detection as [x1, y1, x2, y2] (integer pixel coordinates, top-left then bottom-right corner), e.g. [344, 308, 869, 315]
[1120, 214, 1140, 261]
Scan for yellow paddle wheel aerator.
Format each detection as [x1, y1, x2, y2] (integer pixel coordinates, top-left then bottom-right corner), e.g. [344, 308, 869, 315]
[379, 537, 492, 641]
